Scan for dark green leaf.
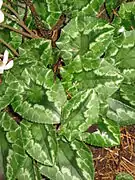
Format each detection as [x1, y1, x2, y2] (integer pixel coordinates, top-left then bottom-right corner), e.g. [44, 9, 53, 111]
[39, 139, 94, 180]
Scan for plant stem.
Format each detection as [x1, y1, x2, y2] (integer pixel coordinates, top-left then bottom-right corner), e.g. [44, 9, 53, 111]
[7, 0, 26, 9]
[0, 23, 36, 39]
[3, 2, 22, 20]
[3, 3, 36, 37]
[3, 11, 37, 37]
[23, 0, 45, 29]
[0, 39, 19, 57]
[23, 0, 51, 38]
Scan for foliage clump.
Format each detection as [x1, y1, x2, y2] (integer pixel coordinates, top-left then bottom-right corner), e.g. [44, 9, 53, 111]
[0, 0, 135, 179]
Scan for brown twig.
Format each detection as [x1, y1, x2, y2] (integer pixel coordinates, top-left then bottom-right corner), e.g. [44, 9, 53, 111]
[98, 2, 120, 23]
[66, 90, 72, 100]
[0, 23, 38, 39]
[52, 57, 65, 81]
[22, 3, 28, 43]
[51, 14, 69, 47]
[3, 2, 23, 20]
[4, 105, 22, 124]
[23, 4, 28, 23]
[0, 38, 19, 57]
[3, 11, 37, 37]
[8, 1, 26, 9]
[23, 0, 51, 38]
[96, 8, 106, 18]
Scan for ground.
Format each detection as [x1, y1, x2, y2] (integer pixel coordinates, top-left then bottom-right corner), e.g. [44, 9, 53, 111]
[91, 126, 135, 180]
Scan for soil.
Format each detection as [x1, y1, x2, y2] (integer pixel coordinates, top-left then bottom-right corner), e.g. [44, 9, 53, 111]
[90, 126, 135, 180]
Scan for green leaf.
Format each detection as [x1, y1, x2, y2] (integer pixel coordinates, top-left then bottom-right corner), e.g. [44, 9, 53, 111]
[57, 13, 114, 62]
[105, 0, 120, 15]
[11, 65, 66, 124]
[5, 38, 67, 125]
[60, 89, 120, 147]
[120, 69, 135, 107]
[62, 59, 123, 102]
[82, 117, 120, 147]
[116, 31, 135, 69]
[115, 172, 134, 180]
[0, 126, 9, 179]
[34, 0, 104, 27]
[120, 84, 135, 107]
[107, 98, 135, 126]
[0, 112, 26, 180]
[9, 24, 22, 50]
[122, 69, 135, 83]
[16, 156, 40, 180]
[114, 2, 135, 30]
[0, 112, 41, 180]
[82, 0, 104, 17]
[0, 72, 24, 111]
[17, 39, 52, 65]
[39, 139, 94, 180]
[0, 112, 18, 132]
[105, 29, 135, 69]
[21, 121, 57, 166]
[61, 89, 99, 138]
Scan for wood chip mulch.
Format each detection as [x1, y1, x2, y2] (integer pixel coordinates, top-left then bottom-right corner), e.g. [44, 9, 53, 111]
[91, 125, 135, 180]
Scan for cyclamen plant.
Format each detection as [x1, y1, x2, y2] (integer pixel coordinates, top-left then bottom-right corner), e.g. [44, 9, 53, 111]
[0, 0, 135, 180]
